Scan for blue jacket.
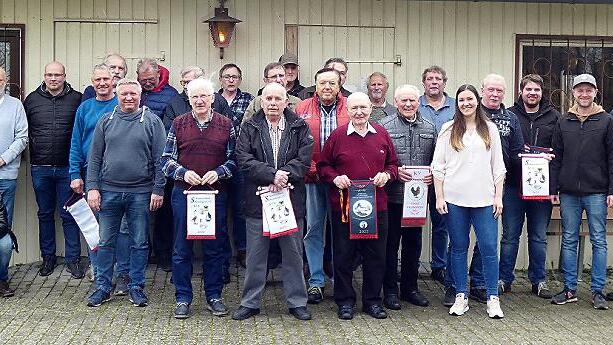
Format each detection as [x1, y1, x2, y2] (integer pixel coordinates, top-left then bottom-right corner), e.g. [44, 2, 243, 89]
[141, 83, 179, 118]
[484, 104, 524, 186]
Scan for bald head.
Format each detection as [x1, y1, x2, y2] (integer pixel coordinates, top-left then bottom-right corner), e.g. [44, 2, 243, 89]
[44, 61, 67, 95]
[347, 92, 372, 125]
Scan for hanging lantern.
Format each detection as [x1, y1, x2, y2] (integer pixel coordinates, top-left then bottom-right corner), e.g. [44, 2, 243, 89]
[204, 0, 241, 59]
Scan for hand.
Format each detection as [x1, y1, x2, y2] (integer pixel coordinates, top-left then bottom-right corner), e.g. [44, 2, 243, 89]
[372, 172, 390, 187]
[333, 175, 351, 189]
[398, 167, 412, 182]
[436, 198, 448, 215]
[274, 170, 289, 187]
[550, 195, 559, 204]
[87, 189, 101, 212]
[423, 173, 434, 185]
[493, 195, 503, 219]
[201, 171, 219, 185]
[150, 194, 163, 211]
[267, 184, 282, 193]
[184, 170, 202, 186]
[607, 195, 613, 208]
[70, 179, 84, 194]
[541, 153, 555, 161]
[523, 144, 531, 153]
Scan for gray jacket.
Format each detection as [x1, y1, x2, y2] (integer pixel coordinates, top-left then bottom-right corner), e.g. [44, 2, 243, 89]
[380, 111, 437, 204]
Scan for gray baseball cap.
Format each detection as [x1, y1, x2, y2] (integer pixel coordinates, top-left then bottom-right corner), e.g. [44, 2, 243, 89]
[279, 53, 299, 66]
[572, 74, 597, 88]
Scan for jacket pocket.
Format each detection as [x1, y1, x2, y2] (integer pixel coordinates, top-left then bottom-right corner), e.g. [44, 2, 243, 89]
[389, 133, 407, 154]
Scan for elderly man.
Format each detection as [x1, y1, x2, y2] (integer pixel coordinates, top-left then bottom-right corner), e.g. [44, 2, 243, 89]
[380, 85, 436, 310]
[0, 67, 28, 298]
[279, 53, 305, 97]
[161, 78, 236, 319]
[317, 92, 398, 320]
[232, 83, 313, 321]
[295, 67, 349, 304]
[86, 79, 166, 307]
[24, 61, 83, 278]
[81, 53, 127, 102]
[367, 72, 396, 122]
[137, 58, 179, 117]
[550, 74, 613, 310]
[298, 58, 352, 100]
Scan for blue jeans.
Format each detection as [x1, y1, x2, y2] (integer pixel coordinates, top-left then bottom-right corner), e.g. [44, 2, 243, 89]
[172, 187, 228, 303]
[31, 166, 81, 262]
[560, 193, 608, 293]
[115, 217, 131, 277]
[429, 189, 448, 271]
[448, 203, 499, 297]
[304, 183, 330, 288]
[95, 191, 151, 293]
[498, 185, 551, 285]
[0, 233, 12, 281]
[0, 179, 16, 281]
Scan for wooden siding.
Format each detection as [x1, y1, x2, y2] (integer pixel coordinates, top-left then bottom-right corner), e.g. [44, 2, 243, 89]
[0, 0, 612, 269]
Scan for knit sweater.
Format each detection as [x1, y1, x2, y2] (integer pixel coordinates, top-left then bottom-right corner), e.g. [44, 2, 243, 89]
[0, 95, 28, 180]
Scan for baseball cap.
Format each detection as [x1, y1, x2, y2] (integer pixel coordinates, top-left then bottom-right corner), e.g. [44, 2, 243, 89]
[279, 53, 299, 66]
[572, 74, 597, 89]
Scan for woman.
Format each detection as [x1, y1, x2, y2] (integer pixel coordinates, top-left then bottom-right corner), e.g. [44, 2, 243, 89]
[432, 84, 506, 319]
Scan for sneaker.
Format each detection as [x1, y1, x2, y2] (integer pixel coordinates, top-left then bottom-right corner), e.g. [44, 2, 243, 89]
[87, 289, 111, 307]
[469, 287, 487, 304]
[551, 289, 578, 305]
[531, 282, 553, 299]
[114, 274, 130, 296]
[207, 298, 229, 317]
[86, 266, 95, 282]
[307, 286, 324, 304]
[39, 256, 56, 276]
[486, 296, 504, 319]
[497, 280, 511, 295]
[443, 287, 456, 307]
[449, 293, 469, 316]
[593, 292, 609, 310]
[0, 280, 15, 298]
[128, 288, 148, 307]
[430, 269, 446, 285]
[66, 260, 85, 279]
[174, 302, 191, 319]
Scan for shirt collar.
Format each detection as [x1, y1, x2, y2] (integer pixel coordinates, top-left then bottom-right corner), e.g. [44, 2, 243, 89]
[419, 93, 453, 108]
[347, 121, 377, 137]
[266, 114, 286, 131]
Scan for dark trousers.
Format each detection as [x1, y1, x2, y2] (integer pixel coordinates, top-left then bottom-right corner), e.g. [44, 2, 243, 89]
[331, 211, 387, 308]
[383, 203, 422, 296]
[153, 180, 175, 262]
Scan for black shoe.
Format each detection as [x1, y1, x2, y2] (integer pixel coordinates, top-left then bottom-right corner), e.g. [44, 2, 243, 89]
[307, 286, 324, 304]
[593, 292, 609, 310]
[498, 280, 512, 295]
[401, 291, 429, 307]
[469, 287, 487, 304]
[159, 259, 172, 273]
[223, 269, 231, 284]
[0, 280, 15, 298]
[174, 302, 191, 319]
[430, 268, 446, 285]
[289, 306, 312, 320]
[337, 305, 354, 320]
[551, 289, 578, 305]
[606, 291, 613, 301]
[383, 294, 401, 310]
[232, 306, 260, 320]
[128, 288, 149, 307]
[114, 274, 130, 296]
[39, 256, 56, 276]
[531, 282, 553, 299]
[207, 298, 229, 317]
[66, 260, 85, 279]
[443, 287, 456, 307]
[236, 250, 246, 268]
[363, 304, 387, 319]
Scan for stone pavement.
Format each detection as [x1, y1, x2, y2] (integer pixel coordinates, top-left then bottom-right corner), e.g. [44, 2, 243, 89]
[1, 261, 613, 345]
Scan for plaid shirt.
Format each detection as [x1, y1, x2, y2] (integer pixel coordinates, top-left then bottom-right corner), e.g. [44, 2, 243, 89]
[219, 88, 254, 130]
[320, 102, 338, 149]
[161, 112, 237, 181]
[266, 115, 286, 169]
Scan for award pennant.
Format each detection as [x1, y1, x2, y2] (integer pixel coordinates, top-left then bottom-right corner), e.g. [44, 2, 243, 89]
[347, 180, 378, 240]
[259, 187, 299, 238]
[519, 154, 550, 200]
[64, 194, 99, 251]
[401, 166, 430, 227]
[184, 189, 218, 240]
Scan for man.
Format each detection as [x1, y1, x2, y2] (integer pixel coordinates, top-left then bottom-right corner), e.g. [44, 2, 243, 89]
[156, 66, 233, 272]
[367, 72, 396, 122]
[242, 62, 302, 123]
[161, 78, 236, 318]
[81, 53, 127, 102]
[298, 58, 352, 100]
[295, 67, 349, 304]
[85, 78, 166, 307]
[317, 92, 398, 320]
[468, 74, 524, 304]
[501, 74, 560, 299]
[0, 67, 27, 297]
[550, 74, 612, 310]
[380, 85, 436, 310]
[279, 53, 305, 97]
[232, 82, 314, 321]
[24, 61, 83, 278]
[219, 63, 254, 268]
[137, 58, 179, 118]
[417, 66, 455, 291]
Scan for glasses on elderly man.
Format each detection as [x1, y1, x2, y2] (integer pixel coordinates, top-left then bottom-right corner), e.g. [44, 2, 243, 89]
[222, 74, 241, 80]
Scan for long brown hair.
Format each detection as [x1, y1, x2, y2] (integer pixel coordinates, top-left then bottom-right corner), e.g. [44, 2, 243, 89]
[449, 84, 491, 151]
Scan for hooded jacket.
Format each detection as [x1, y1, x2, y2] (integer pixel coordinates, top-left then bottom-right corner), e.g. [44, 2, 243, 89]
[24, 82, 82, 166]
[550, 104, 613, 195]
[140, 65, 179, 118]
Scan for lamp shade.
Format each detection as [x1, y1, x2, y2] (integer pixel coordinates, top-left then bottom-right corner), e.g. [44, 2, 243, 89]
[204, 7, 241, 49]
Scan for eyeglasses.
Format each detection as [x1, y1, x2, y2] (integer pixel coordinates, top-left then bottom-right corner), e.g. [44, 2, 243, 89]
[222, 75, 241, 80]
[267, 74, 285, 80]
[190, 94, 213, 100]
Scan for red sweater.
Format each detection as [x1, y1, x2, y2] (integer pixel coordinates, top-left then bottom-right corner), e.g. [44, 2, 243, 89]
[317, 123, 398, 212]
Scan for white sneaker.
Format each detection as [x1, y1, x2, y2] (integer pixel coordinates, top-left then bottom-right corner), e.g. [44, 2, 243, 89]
[487, 295, 504, 319]
[449, 293, 469, 316]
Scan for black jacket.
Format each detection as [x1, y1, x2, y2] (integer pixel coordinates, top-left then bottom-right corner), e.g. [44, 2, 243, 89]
[236, 109, 313, 219]
[508, 97, 560, 148]
[162, 91, 234, 132]
[23, 83, 82, 165]
[550, 109, 613, 195]
[0, 195, 17, 253]
[484, 105, 525, 187]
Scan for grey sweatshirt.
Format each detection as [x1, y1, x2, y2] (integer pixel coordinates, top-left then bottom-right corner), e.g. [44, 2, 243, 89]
[0, 95, 28, 180]
[86, 106, 166, 195]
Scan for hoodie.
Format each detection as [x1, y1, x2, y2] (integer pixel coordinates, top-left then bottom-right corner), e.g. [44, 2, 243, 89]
[140, 65, 179, 118]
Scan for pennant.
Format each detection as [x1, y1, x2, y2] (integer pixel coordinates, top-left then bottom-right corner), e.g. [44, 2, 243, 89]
[185, 190, 218, 240]
[348, 180, 378, 239]
[402, 166, 430, 227]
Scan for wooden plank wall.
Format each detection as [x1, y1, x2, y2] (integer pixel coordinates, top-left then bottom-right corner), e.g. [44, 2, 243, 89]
[0, 0, 612, 269]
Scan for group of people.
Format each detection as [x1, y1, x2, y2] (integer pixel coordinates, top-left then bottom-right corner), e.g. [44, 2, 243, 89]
[0, 52, 612, 322]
